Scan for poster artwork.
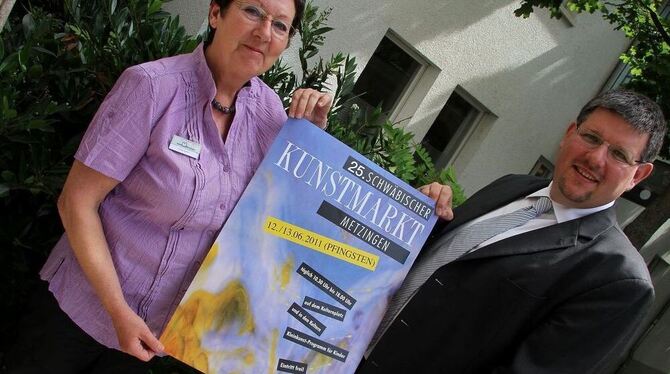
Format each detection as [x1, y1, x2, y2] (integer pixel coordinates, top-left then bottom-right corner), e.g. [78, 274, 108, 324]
[160, 119, 437, 373]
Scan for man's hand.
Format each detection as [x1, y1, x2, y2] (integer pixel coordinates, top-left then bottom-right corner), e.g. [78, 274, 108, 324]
[288, 88, 333, 129]
[419, 182, 454, 221]
[111, 307, 164, 362]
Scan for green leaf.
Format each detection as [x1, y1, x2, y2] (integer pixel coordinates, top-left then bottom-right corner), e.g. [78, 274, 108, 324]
[311, 27, 334, 36]
[28, 64, 44, 79]
[0, 52, 18, 73]
[17, 47, 29, 72]
[26, 119, 54, 132]
[3, 108, 17, 119]
[22, 14, 36, 37]
[148, 0, 162, 16]
[0, 183, 9, 197]
[1, 170, 16, 182]
[32, 47, 57, 58]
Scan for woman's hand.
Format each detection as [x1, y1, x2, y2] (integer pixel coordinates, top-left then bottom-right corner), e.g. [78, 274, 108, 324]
[419, 182, 454, 221]
[288, 88, 333, 129]
[111, 306, 164, 362]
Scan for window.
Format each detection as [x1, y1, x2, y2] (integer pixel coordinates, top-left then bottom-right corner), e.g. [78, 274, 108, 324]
[420, 88, 486, 168]
[352, 32, 428, 120]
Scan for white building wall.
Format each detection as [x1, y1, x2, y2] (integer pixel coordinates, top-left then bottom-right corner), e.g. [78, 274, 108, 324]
[165, 0, 629, 196]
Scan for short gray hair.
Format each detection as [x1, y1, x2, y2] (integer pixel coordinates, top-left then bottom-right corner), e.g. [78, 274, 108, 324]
[576, 89, 666, 162]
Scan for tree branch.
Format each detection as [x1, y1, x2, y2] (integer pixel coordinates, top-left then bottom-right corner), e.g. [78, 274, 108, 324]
[635, 0, 670, 45]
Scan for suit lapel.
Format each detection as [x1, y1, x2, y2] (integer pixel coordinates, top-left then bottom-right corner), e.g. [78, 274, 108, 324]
[419, 175, 550, 262]
[437, 175, 550, 237]
[457, 204, 618, 261]
[427, 174, 620, 262]
[458, 219, 579, 261]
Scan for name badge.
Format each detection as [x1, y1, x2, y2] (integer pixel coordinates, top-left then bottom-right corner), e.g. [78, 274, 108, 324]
[169, 135, 201, 159]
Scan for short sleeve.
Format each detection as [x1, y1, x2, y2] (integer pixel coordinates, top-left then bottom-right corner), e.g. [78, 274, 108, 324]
[75, 65, 155, 182]
[252, 77, 288, 153]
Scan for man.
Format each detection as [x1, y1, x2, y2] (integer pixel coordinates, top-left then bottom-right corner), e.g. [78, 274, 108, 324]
[358, 89, 666, 373]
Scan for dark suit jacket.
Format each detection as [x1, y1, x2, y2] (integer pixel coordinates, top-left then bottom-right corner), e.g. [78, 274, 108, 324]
[358, 174, 654, 374]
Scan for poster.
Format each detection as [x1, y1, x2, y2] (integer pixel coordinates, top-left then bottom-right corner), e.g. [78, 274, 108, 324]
[160, 119, 438, 373]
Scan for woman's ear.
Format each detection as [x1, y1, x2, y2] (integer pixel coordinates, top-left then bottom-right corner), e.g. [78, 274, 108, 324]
[208, 2, 221, 29]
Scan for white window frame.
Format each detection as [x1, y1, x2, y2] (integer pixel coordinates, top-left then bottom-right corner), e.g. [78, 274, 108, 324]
[426, 86, 490, 169]
[381, 31, 431, 122]
[354, 30, 436, 124]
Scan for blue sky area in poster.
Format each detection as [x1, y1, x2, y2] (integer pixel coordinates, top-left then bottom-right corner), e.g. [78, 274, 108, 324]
[161, 119, 438, 373]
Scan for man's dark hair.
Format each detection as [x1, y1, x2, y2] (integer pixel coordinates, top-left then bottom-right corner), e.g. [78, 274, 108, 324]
[204, 0, 305, 47]
[576, 89, 667, 162]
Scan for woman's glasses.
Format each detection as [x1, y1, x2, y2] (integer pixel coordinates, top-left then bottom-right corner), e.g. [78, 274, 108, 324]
[233, 1, 294, 40]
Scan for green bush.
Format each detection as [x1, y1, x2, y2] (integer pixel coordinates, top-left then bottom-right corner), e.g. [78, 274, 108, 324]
[0, 0, 465, 366]
[0, 0, 199, 356]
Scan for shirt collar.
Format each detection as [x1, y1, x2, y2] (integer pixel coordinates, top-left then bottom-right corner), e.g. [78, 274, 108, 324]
[193, 43, 217, 100]
[528, 182, 614, 223]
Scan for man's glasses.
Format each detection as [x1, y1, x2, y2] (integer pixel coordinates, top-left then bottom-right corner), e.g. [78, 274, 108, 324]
[233, 1, 294, 40]
[574, 125, 644, 166]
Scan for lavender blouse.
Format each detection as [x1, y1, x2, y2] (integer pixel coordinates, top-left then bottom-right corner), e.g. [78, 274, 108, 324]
[40, 44, 287, 349]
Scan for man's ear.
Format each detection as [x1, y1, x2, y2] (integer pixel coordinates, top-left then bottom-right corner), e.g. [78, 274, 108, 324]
[628, 162, 654, 190]
[559, 122, 578, 149]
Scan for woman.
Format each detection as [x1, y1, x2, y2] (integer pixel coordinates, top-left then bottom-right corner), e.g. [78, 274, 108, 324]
[9, 0, 332, 371]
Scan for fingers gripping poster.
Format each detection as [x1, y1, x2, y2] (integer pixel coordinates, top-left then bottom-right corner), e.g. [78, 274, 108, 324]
[160, 119, 438, 373]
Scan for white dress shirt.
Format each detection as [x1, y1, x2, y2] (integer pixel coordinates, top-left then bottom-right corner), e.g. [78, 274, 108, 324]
[457, 182, 614, 253]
